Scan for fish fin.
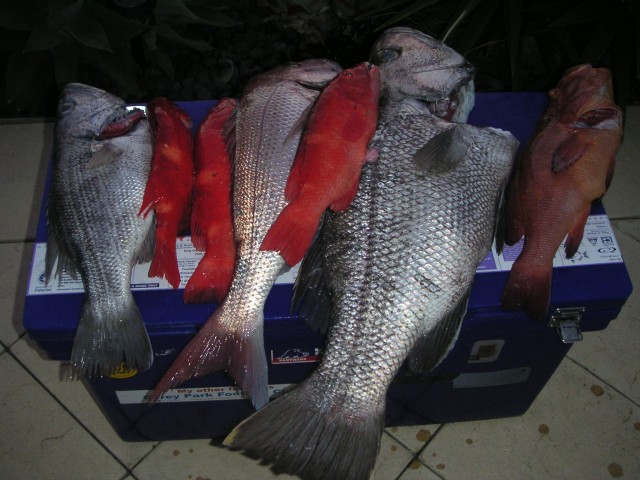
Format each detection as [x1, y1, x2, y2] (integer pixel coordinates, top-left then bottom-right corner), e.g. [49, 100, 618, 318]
[504, 169, 525, 247]
[189, 221, 206, 252]
[413, 125, 470, 173]
[86, 143, 123, 170]
[135, 221, 156, 265]
[574, 107, 622, 129]
[502, 258, 552, 321]
[551, 133, 591, 173]
[183, 251, 234, 304]
[45, 200, 78, 283]
[260, 200, 323, 267]
[151, 308, 269, 409]
[223, 381, 383, 480]
[564, 207, 589, 258]
[493, 177, 509, 255]
[292, 217, 332, 333]
[329, 175, 361, 212]
[408, 292, 469, 374]
[72, 293, 152, 377]
[284, 142, 306, 202]
[283, 101, 314, 149]
[148, 236, 180, 288]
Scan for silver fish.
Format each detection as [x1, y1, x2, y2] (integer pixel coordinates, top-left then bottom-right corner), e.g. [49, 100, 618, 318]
[46, 83, 154, 377]
[152, 59, 342, 408]
[224, 28, 519, 480]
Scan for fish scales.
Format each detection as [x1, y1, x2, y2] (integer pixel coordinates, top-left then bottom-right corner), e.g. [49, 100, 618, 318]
[47, 83, 154, 376]
[152, 60, 341, 408]
[225, 102, 518, 480]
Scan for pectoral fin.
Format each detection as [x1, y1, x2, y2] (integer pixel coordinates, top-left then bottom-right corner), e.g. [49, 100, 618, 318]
[408, 292, 470, 374]
[551, 132, 591, 173]
[413, 125, 470, 174]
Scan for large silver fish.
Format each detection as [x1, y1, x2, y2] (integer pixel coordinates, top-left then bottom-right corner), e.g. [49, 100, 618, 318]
[152, 59, 342, 409]
[46, 83, 154, 377]
[224, 28, 519, 480]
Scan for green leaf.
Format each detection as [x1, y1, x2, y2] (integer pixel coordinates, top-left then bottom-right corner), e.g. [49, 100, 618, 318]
[88, 4, 150, 47]
[155, 23, 212, 51]
[441, 0, 485, 43]
[504, 0, 523, 90]
[151, 46, 175, 80]
[451, 0, 501, 55]
[355, 0, 415, 20]
[155, 0, 203, 22]
[82, 47, 143, 96]
[64, 16, 113, 52]
[373, 0, 443, 32]
[548, 0, 609, 28]
[189, 5, 243, 27]
[22, 21, 63, 52]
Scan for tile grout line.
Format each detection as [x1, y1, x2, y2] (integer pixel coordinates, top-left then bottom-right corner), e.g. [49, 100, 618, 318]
[567, 355, 640, 408]
[3, 344, 140, 477]
[393, 424, 448, 480]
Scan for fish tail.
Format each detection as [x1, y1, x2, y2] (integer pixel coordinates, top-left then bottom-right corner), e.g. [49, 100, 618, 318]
[151, 308, 269, 409]
[183, 252, 234, 304]
[71, 294, 152, 377]
[502, 257, 552, 321]
[148, 234, 180, 288]
[260, 200, 322, 267]
[224, 379, 383, 480]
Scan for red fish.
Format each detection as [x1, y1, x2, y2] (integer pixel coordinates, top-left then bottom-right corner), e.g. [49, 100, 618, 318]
[184, 99, 237, 303]
[139, 98, 194, 289]
[260, 62, 380, 266]
[502, 64, 623, 320]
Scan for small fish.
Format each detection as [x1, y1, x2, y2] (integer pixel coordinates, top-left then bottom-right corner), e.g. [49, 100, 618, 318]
[139, 97, 194, 289]
[151, 60, 341, 408]
[184, 98, 237, 304]
[223, 28, 517, 480]
[502, 64, 623, 320]
[260, 62, 380, 267]
[46, 83, 154, 376]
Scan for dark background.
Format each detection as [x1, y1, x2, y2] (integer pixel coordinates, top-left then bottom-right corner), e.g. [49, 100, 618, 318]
[1, 0, 638, 118]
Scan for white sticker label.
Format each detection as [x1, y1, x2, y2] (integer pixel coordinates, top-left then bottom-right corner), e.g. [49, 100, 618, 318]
[116, 384, 292, 404]
[26, 237, 299, 296]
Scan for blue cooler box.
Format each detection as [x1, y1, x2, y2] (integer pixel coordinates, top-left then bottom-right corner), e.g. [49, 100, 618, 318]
[23, 94, 633, 441]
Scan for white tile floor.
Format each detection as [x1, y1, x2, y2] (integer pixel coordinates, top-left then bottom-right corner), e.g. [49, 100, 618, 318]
[1, 108, 639, 480]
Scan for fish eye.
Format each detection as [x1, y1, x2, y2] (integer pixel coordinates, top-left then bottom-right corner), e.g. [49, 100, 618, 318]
[374, 48, 401, 65]
[59, 98, 76, 114]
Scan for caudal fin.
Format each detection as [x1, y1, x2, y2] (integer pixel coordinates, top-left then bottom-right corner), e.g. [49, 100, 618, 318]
[260, 201, 322, 267]
[502, 258, 552, 321]
[183, 252, 234, 303]
[71, 294, 152, 377]
[148, 236, 180, 288]
[224, 379, 384, 480]
[151, 308, 268, 408]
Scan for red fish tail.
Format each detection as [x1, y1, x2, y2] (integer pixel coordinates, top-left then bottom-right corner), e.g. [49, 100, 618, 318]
[502, 257, 552, 321]
[183, 252, 234, 304]
[260, 200, 323, 267]
[150, 308, 269, 409]
[148, 234, 180, 288]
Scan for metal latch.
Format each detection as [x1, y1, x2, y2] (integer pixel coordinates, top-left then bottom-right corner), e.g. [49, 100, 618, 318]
[549, 307, 585, 343]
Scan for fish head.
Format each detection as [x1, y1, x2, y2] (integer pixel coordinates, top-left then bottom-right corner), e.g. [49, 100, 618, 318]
[370, 27, 475, 121]
[332, 62, 381, 104]
[549, 64, 621, 127]
[57, 83, 132, 140]
[251, 59, 342, 93]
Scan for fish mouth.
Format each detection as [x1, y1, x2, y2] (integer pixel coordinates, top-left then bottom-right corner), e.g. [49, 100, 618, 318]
[96, 107, 146, 140]
[415, 73, 475, 121]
